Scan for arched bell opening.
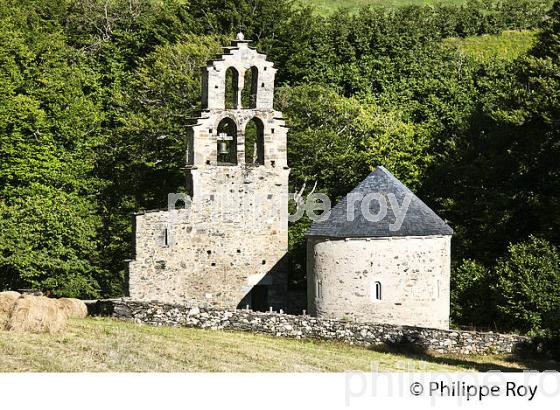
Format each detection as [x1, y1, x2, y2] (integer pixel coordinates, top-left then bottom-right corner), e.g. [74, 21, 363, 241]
[225, 67, 239, 109]
[244, 117, 264, 166]
[241, 66, 258, 109]
[216, 117, 238, 165]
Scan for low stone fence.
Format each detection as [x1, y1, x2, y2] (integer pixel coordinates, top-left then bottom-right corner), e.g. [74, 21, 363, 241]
[89, 299, 529, 355]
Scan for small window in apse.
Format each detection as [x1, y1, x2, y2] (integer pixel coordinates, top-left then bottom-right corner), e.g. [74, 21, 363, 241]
[371, 281, 382, 302]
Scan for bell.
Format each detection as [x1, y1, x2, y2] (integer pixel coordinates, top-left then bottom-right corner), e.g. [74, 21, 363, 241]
[218, 141, 229, 155]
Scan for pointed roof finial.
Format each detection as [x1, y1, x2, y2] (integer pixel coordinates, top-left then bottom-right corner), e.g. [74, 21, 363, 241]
[236, 32, 244, 41]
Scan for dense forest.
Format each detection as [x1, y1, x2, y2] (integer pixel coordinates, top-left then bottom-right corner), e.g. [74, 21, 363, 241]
[0, 0, 558, 337]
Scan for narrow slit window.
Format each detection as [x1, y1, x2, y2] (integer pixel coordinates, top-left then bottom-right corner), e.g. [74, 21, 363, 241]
[371, 281, 382, 302]
[163, 228, 168, 246]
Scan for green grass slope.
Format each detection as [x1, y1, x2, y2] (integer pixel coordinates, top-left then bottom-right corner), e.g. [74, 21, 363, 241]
[297, 0, 466, 15]
[444, 30, 538, 61]
[0, 317, 555, 372]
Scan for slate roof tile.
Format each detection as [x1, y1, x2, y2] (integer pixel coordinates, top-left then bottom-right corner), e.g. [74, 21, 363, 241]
[306, 166, 453, 238]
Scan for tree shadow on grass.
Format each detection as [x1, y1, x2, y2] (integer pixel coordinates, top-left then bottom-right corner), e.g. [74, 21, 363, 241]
[368, 339, 559, 372]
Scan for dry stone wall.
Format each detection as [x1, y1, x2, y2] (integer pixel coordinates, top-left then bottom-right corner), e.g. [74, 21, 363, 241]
[91, 299, 529, 355]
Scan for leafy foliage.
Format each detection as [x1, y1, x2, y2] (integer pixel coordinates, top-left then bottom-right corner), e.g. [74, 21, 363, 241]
[0, 8, 107, 297]
[0, 0, 557, 334]
[114, 34, 225, 208]
[444, 30, 538, 62]
[277, 84, 429, 198]
[451, 259, 495, 328]
[495, 237, 560, 333]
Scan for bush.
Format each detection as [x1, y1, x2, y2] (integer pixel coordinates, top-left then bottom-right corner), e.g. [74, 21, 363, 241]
[451, 259, 496, 327]
[495, 236, 560, 333]
[516, 330, 560, 360]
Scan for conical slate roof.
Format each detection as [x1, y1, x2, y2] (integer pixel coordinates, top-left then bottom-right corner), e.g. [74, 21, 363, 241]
[306, 166, 453, 238]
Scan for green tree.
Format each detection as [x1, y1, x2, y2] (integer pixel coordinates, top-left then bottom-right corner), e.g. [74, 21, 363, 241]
[93, 34, 224, 287]
[531, 0, 560, 60]
[115, 34, 225, 208]
[277, 84, 432, 285]
[495, 236, 560, 333]
[277, 84, 430, 199]
[0, 11, 108, 297]
[430, 0, 560, 265]
[451, 259, 496, 328]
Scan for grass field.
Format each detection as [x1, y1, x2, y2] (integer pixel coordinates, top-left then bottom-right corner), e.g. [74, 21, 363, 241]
[0, 317, 555, 372]
[444, 30, 538, 61]
[298, 0, 466, 14]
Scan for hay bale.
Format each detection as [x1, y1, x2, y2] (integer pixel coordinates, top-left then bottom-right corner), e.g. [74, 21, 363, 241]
[6, 295, 66, 333]
[56, 298, 88, 319]
[0, 291, 21, 329]
[0, 291, 21, 300]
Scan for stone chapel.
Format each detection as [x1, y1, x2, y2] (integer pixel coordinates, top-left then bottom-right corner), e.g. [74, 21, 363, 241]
[127, 34, 290, 311]
[127, 34, 453, 330]
[306, 166, 453, 329]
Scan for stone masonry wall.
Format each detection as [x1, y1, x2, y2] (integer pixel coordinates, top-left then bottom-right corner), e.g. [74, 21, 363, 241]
[128, 166, 289, 309]
[308, 235, 451, 329]
[128, 37, 290, 310]
[202, 40, 276, 110]
[91, 299, 530, 355]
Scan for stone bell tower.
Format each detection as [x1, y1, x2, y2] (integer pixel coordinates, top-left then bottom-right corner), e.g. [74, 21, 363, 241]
[128, 34, 290, 310]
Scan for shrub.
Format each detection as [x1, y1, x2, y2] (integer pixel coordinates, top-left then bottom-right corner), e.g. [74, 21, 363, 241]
[451, 259, 497, 327]
[495, 236, 560, 333]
